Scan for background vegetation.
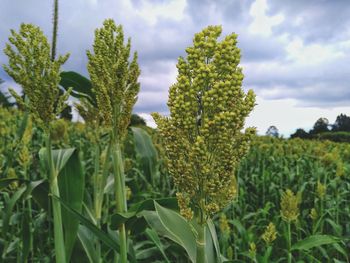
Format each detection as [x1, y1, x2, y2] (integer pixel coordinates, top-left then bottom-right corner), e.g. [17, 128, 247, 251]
[0, 104, 349, 262]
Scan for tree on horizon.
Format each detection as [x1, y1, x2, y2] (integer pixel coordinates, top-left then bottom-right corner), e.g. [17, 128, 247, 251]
[332, 113, 350, 132]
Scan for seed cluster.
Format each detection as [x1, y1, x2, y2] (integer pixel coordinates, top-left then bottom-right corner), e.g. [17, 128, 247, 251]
[87, 19, 140, 139]
[280, 189, 300, 222]
[310, 208, 318, 220]
[18, 117, 32, 168]
[261, 222, 277, 245]
[153, 26, 256, 220]
[316, 181, 326, 199]
[3, 24, 70, 130]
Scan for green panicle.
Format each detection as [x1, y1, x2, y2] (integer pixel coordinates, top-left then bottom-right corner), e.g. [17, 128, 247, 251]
[3, 23, 70, 130]
[153, 25, 256, 220]
[86, 19, 140, 139]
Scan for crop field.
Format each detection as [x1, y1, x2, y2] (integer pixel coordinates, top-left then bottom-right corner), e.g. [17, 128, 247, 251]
[1, 106, 350, 262]
[0, 9, 349, 263]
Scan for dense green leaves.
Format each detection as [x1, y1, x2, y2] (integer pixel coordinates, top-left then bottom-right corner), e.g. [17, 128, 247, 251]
[55, 196, 124, 257]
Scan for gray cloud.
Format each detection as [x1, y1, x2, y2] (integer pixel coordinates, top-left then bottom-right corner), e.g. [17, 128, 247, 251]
[0, 0, 349, 115]
[268, 0, 350, 44]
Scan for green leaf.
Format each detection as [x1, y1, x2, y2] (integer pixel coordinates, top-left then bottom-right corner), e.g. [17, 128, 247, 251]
[53, 148, 76, 174]
[229, 219, 246, 237]
[39, 147, 75, 174]
[145, 228, 171, 263]
[131, 127, 159, 186]
[57, 149, 85, 262]
[207, 219, 222, 263]
[205, 224, 215, 263]
[130, 197, 178, 213]
[21, 209, 31, 262]
[291, 235, 341, 251]
[77, 225, 98, 263]
[324, 218, 342, 236]
[144, 201, 196, 262]
[262, 246, 272, 263]
[2, 186, 27, 237]
[332, 243, 349, 261]
[16, 111, 29, 142]
[110, 197, 178, 231]
[39, 147, 84, 261]
[31, 181, 50, 211]
[59, 71, 96, 106]
[23, 179, 46, 200]
[54, 196, 125, 256]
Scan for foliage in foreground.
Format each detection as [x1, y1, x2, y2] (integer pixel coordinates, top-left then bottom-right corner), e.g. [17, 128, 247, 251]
[0, 18, 349, 263]
[1, 106, 349, 262]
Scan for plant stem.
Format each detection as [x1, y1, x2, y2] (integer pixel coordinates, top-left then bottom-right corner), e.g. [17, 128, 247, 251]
[287, 222, 292, 263]
[93, 143, 101, 220]
[23, 167, 33, 262]
[51, 0, 58, 61]
[320, 198, 324, 233]
[196, 222, 206, 263]
[93, 143, 102, 261]
[46, 133, 66, 263]
[335, 178, 339, 226]
[111, 139, 127, 263]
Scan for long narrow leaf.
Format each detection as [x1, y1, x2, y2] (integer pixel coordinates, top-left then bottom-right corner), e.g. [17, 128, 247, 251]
[291, 235, 341, 251]
[77, 225, 98, 263]
[207, 219, 222, 263]
[145, 228, 171, 263]
[54, 196, 133, 261]
[58, 148, 85, 261]
[152, 201, 196, 262]
[131, 127, 158, 186]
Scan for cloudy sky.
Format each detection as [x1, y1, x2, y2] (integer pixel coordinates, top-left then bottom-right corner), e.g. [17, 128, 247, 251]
[1, 0, 349, 136]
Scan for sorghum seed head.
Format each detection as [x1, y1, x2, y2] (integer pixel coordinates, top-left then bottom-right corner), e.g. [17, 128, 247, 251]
[310, 208, 318, 220]
[3, 23, 70, 130]
[87, 19, 140, 140]
[280, 189, 300, 222]
[316, 181, 326, 199]
[261, 222, 277, 245]
[153, 25, 255, 220]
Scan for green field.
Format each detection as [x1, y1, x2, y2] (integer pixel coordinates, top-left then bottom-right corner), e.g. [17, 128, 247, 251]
[1, 107, 349, 262]
[0, 17, 349, 263]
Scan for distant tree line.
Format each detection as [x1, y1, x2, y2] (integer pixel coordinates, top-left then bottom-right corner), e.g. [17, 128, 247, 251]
[266, 125, 280, 138]
[290, 114, 350, 142]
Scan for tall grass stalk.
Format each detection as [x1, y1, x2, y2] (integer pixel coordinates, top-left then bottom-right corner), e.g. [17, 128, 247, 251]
[51, 0, 58, 61]
[46, 133, 66, 263]
[92, 143, 102, 261]
[196, 223, 206, 263]
[287, 222, 292, 263]
[111, 136, 127, 263]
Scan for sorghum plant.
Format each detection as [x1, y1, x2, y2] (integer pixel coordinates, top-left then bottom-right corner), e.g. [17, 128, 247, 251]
[4, 24, 70, 130]
[153, 25, 256, 263]
[87, 18, 140, 263]
[4, 23, 70, 263]
[261, 222, 277, 245]
[280, 189, 300, 263]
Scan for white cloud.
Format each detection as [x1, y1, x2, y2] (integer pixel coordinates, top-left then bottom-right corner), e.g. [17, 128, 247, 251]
[134, 0, 187, 25]
[249, 0, 284, 36]
[286, 37, 344, 64]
